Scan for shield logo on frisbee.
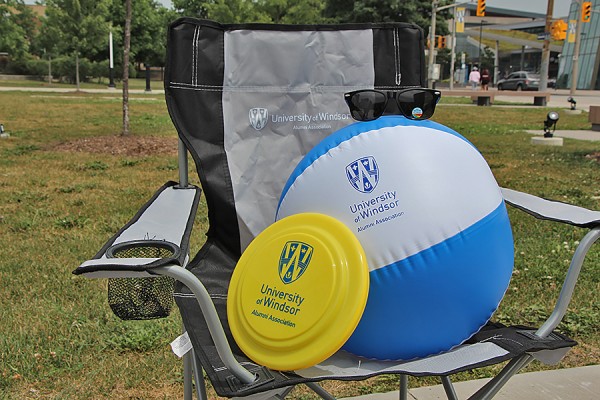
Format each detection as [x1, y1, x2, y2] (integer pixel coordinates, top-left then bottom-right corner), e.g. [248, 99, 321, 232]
[279, 241, 313, 284]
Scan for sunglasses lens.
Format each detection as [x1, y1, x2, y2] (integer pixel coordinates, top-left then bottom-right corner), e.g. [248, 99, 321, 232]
[346, 91, 387, 121]
[396, 89, 440, 120]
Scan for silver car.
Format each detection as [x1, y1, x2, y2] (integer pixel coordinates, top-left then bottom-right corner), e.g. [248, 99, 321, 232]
[497, 71, 555, 91]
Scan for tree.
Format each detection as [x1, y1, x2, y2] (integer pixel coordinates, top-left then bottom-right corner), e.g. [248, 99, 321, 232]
[203, 0, 271, 23]
[40, 0, 112, 89]
[257, 0, 325, 24]
[110, 0, 174, 68]
[172, 0, 209, 17]
[324, 0, 451, 35]
[173, 0, 326, 24]
[0, 0, 37, 60]
[479, 46, 495, 73]
[435, 47, 451, 80]
[122, 0, 132, 135]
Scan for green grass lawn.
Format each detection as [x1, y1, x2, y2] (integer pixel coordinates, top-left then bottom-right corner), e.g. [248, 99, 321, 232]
[0, 91, 598, 399]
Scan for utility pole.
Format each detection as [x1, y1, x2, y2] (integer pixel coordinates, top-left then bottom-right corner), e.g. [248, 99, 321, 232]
[540, 0, 554, 92]
[450, 8, 457, 90]
[428, 1, 439, 89]
[494, 40, 499, 86]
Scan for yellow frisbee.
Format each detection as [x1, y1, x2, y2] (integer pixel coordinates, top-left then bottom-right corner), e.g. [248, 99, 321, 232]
[227, 213, 369, 371]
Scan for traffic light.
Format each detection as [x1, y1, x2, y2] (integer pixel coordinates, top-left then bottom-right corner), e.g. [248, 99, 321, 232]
[437, 35, 447, 49]
[582, 1, 592, 23]
[476, 0, 486, 17]
[550, 19, 567, 40]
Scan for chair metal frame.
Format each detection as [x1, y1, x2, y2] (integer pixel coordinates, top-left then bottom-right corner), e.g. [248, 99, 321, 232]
[141, 141, 599, 400]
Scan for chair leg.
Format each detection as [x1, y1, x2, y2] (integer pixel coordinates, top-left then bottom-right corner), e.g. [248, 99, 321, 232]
[183, 350, 193, 400]
[468, 354, 534, 400]
[399, 374, 408, 400]
[191, 349, 208, 400]
[305, 382, 336, 400]
[441, 376, 458, 400]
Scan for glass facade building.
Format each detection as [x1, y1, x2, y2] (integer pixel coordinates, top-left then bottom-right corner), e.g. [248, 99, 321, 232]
[557, 0, 600, 89]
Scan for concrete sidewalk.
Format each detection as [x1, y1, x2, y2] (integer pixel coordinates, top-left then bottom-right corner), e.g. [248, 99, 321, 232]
[526, 129, 600, 141]
[346, 365, 600, 400]
[1, 85, 599, 111]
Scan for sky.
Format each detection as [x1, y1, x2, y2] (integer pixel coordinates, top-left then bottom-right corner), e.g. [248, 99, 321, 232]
[156, 1, 574, 18]
[487, 0, 572, 17]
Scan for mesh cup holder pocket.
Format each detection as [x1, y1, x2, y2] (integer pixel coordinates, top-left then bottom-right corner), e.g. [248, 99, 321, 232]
[106, 240, 180, 320]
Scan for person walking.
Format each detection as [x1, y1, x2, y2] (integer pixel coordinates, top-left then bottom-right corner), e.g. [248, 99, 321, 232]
[469, 67, 480, 90]
[480, 68, 490, 91]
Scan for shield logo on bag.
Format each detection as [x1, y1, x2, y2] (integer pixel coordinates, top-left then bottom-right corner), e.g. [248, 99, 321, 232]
[346, 156, 379, 193]
[249, 108, 269, 131]
[279, 241, 313, 284]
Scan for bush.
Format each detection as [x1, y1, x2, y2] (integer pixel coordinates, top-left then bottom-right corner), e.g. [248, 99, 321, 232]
[25, 58, 50, 78]
[52, 56, 93, 83]
[91, 60, 109, 82]
[1, 54, 136, 82]
[112, 62, 138, 80]
[52, 56, 124, 83]
[2, 56, 53, 78]
[3, 57, 31, 75]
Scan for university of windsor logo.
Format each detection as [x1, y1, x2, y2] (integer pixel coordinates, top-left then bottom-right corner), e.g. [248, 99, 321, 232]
[346, 156, 379, 193]
[249, 108, 269, 130]
[279, 241, 313, 284]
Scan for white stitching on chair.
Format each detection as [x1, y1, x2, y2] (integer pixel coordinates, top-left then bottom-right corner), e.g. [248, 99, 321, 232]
[192, 26, 199, 86]
[394, 28, 401, 85]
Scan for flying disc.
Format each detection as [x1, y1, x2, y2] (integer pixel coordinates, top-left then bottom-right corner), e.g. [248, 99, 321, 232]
[227, 213, 369, 371]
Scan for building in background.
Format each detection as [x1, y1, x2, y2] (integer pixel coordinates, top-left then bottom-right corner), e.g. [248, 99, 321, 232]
[557, 0, 600, 89]
[447, 2, 564, 86]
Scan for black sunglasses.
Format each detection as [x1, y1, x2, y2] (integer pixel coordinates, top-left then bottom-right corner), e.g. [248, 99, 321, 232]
[344, 88, 442, 122]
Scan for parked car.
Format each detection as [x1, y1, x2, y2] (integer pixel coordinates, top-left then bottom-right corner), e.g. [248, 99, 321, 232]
[497, 71, 556, 91]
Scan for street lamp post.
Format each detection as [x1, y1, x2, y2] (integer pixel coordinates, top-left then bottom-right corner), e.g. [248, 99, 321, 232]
[108, 30, 116, 88]
[478, 19, 484, 64]
[145, 64, 152, 92]
[570, 1, 583, 95]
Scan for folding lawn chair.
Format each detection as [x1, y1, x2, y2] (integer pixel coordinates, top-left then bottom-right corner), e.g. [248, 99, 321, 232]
[74, 18, 600, 400]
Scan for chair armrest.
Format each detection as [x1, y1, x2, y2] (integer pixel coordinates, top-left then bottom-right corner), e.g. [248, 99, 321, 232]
[502, 187, 600, 338]
[501, 188, 600, 228]
[73, 181, 201, 278]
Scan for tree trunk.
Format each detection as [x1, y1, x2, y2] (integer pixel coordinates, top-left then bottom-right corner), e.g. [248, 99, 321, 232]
[75, 52, 80, 91]
[122, 0, 132, 136]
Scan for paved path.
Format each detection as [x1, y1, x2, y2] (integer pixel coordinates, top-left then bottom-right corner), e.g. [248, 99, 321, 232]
[344, 365, 600, 400]
[527, 129, 600, 141]
[440, 87, 600, 110]
[1, 85, 600, 110]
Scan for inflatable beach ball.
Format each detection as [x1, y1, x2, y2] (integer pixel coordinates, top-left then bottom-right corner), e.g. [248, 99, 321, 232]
[276, 116, 514, 360]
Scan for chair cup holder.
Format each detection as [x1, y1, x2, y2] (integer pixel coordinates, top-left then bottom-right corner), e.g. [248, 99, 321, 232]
[106, 240, 180, 320]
